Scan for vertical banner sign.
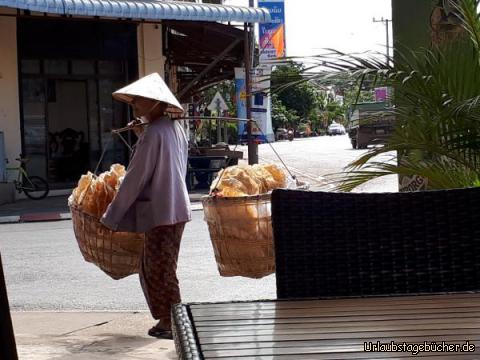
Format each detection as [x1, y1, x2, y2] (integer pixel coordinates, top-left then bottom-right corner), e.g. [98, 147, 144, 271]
[235, 68, 248, 139]
[235, 0, 285, 142]
[258, 0, 286, 63]
[258, 0, 285, 142]
[251, 65, 272, 142]
[235, 67, 272, 142]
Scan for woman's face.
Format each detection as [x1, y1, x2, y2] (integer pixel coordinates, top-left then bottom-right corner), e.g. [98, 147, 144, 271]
[132, 98, 158, 118]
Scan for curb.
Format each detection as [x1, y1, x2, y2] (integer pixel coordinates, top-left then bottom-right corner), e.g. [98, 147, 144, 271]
[191, 203, 203, 212]
[0, 203, 204, 224]
[0, 215, 20, 224]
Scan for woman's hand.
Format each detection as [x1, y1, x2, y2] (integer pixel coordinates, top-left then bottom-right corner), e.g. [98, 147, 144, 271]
[128, 119, 144, 137]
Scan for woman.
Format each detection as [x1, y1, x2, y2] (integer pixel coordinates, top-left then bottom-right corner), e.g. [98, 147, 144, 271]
[101, 73, 191, 339]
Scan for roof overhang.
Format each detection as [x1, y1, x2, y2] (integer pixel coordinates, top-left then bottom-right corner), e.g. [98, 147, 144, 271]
[0, 0, 271, 23]
[164, 20, 245, 101]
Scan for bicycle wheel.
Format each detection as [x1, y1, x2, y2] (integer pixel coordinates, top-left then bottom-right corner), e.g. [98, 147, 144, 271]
[23, 176, 50, 200]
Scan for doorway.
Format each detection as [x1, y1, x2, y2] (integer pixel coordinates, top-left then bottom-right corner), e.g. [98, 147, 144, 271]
[47, 80, 90, 184]
[18, 18, 138, 189]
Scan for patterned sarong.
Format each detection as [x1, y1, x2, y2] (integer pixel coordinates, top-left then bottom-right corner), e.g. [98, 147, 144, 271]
[140, 222, 186, 328]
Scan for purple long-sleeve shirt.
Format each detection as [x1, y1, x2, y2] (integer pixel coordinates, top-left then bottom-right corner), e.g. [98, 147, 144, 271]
[101, 117, 191, 232]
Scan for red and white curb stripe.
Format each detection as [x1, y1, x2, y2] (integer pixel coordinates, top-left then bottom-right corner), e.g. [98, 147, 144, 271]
[0, 216, 20, 224]
[0, 204, 204, 224]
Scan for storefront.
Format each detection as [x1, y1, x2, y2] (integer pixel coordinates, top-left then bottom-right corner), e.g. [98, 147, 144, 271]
[0, 1, 270, 202]
[18, 19, 138, 187]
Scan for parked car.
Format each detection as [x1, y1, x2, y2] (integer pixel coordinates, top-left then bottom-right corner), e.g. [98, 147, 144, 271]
[327, 123, 346, 136]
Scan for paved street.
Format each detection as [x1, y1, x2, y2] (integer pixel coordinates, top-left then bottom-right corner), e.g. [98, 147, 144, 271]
[240, 134, 398, 193]
[1, 135, 397, 311]
[1, 211, 276, 311]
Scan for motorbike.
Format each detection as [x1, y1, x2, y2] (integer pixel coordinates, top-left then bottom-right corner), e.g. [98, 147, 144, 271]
[287, 129, 294, 141]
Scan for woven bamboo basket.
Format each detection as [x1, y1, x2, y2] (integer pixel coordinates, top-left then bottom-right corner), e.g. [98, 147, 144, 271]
[203, 193, 275, 279]
[70, 204, 144, 280]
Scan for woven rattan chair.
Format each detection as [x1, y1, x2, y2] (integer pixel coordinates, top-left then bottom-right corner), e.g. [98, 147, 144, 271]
[271, 188, 480, 299]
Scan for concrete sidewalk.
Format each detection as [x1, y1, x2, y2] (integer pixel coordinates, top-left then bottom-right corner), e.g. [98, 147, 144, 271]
[0, 192, 206, 224]
[12, 311, 177, 360]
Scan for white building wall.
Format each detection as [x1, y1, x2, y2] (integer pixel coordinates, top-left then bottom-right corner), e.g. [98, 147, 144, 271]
[0, 13, 21, 171]
[137, 23, 166, 79]
[0, 12, 20, 202]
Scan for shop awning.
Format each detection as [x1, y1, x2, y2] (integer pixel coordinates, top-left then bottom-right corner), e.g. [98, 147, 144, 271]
[164, 20, 245, 101]
[0, 0, 271, 23]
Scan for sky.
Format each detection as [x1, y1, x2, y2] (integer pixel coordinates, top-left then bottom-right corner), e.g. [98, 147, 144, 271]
[225, 0, 393, 58]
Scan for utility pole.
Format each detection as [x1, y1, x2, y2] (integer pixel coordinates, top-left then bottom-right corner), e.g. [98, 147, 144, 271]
[373, 17, 391, 66]
[216, 98, 222, 143]
[245, 0, 258, 164]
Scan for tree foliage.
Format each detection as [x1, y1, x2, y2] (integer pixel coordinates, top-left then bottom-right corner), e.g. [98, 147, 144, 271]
[271, 93, 299, 128]
[302, 0, 480, 191]
[270, 60, 382, 131]
[271, 62, 319, 120]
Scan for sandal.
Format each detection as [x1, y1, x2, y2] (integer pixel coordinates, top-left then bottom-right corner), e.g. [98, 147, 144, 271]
[148, 323, 173, 339]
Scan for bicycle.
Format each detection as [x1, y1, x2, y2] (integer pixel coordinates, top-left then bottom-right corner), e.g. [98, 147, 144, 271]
[5, 156, 49, 200]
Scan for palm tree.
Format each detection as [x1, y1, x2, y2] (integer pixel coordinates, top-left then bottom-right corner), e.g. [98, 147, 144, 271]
[301, 0, 480, 191]
[431, 0, 465, 46]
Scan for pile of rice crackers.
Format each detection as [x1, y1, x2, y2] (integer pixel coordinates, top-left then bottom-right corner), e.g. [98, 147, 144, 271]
[69, 164, 126, 218]
[211, 164, 288, 197]
[69, 163, 288, 218]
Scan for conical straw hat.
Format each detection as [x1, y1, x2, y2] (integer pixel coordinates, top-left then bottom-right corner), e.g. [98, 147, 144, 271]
[112, 73, 184, 114]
